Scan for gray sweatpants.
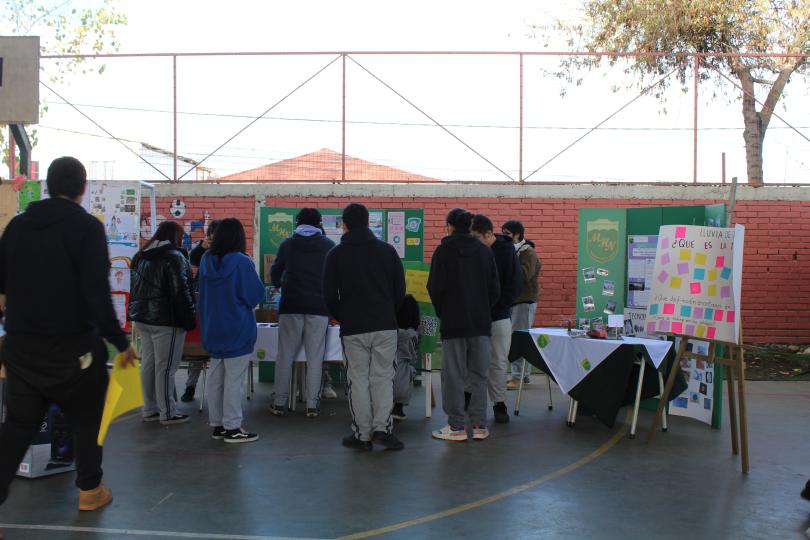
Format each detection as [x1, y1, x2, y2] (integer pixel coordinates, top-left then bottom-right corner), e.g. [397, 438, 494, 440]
[136, 323, 186, 421]
[442, 336, 491, 427]
[510, 302, 537, 379]
[273, 314, 328, 409]
[186, 367, 202, 389]
[207, 354, 251, 430]
[488, 318, 513, 403]
[342, 330, 397, 442]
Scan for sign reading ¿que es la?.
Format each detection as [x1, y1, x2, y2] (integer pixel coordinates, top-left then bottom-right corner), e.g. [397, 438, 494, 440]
[645, 224, 744, 345]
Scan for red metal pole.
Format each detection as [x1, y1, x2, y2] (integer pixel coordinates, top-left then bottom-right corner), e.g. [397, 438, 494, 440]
[693, 55, 699, 183]
[342, 53, 346, 183]
[519, 53, 524, 183]
[173, 55, 178, 182]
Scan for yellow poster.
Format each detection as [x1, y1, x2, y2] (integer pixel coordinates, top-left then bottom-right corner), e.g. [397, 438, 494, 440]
[405, 268, 431, 303]
[97, 353, 144, 445]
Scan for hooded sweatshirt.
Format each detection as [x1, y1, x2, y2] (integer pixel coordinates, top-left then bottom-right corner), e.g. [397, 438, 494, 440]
[198, 251, 265, 358]
[270, 227, 335, 316]
[0, 197, 129, 352]
[323, 227, 406, 337]
[427, 233, 500, 339]
[491, 234, 523, 321]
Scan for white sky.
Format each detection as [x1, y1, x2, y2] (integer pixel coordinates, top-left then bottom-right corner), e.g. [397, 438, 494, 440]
[15, 1, 810, 183]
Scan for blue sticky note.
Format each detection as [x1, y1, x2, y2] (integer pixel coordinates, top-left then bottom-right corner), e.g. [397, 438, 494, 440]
[721, 267, 731, 279]
[705, 308, 714, 320]
[680, 305, 692, 317]
[649, 304, 659, 315]
[693, 268, 705, 280]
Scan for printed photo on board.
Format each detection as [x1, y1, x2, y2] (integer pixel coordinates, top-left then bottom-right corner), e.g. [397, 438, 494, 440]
[582, 267, 596, 282]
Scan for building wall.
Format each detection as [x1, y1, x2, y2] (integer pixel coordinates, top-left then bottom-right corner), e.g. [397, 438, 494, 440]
[147, 182, 810, 344]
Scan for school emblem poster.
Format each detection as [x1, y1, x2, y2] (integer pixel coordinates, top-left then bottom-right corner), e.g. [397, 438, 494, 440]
[645, 225, 744, 344]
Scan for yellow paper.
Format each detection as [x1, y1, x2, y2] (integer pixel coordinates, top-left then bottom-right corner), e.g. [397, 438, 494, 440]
[708, 269, 717, 281]
[679, 249, 691, 261]
[694, 253, 707, 265]
[669, 277, 682, 289]
[405, 269, 431, 303]
[708, 285, 717, 297]
[696, 325, 706, 338]
[97, 353, 144, 445]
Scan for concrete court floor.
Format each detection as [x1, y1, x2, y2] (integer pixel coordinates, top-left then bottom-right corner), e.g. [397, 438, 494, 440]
[0, 374, 808, 540]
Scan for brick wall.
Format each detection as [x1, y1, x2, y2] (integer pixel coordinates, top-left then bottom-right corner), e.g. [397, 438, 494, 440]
[150, 184, 810, 344]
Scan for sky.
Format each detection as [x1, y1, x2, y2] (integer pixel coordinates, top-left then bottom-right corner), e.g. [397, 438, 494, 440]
[10, 0, 810, 183]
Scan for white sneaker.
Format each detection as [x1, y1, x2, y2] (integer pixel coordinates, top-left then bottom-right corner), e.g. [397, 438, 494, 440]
[472, 425, 490, 440]
[432, 425, 468, 442]
[321, 385, 338, 399]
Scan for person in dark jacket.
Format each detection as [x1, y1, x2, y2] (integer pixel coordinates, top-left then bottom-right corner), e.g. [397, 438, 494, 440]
[129, 220, 196, 426]
[268, 208, 335, 417]
[427, 208, 500, 442]
[181, 219, 221, 402]
[470, 214, 522, 424]
[198, 218, 265, 444]
[323, 203, 406, 451]
[0, 157, 136, 514]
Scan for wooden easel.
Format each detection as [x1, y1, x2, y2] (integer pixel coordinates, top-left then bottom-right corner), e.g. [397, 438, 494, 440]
[647, 325, 749, 473]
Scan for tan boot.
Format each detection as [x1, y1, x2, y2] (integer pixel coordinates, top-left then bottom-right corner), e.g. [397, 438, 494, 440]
[79, 484, 113, 511]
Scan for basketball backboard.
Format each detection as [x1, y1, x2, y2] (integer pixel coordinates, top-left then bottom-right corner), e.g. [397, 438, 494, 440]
[0, 36, 40, 124]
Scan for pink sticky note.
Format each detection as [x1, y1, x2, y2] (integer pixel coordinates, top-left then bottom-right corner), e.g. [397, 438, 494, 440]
[671, 321, 683, 334]
[646, 322, 657, 334]
[660, 253, 671, 266]
[715, 256, 725, 268]
[690, 282, 702, 294]
[663, 303, 675, 315]
[660, 237, 670, 249]
[658, 270, 669, 283]
[685, 324, 696, 336]
[658, 320, 670, 332]
[675, 226, 686, 239]
[707, 327, 717, 340]
[720, 285, 730, 299]
[727, 310, 735, 323]
[693, 307, 704, 319]
[713, 309, 724, 322]
[677, 262, 689, 275]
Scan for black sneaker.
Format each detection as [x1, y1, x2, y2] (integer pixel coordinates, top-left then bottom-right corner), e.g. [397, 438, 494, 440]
[493, 402, 510, 424]
[142, 413, 160, 422]
[392, 403, 407, 421]
[268, 404, 286, 416]
[464, 391, 471, 411]
[211, 426, 227, 440]
[342, 434, 372, 451]
[180, 386, 195, 402]
[372, 431, 404, 451]
[160, 414, 190, 425]
[223, 427, 259, 444]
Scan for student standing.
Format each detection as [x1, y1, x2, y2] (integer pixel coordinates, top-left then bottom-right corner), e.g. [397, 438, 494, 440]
[428, 209, 500, 441]
[471, 214, 522, 423]
[198, 218, 265, 443]
[269, 208, 335, 417]
[392, 294, 420, 421]
[323, 203, 406, 451]
[0, 157, 137, 515]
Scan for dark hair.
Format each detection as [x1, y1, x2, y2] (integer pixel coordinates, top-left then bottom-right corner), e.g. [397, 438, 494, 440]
[209, 218, 247, 257]
[146, 220, 183, 248]
[446, 208, 473, 234]
[471, 214, 494, 235]
[342, 203, 369, 230]
[207, 219, 222, 237]
[397, 294, 420, 330]
[46, 156, 87, 199]
[502, 220, 525, 241]
[296, 208, 322, 227]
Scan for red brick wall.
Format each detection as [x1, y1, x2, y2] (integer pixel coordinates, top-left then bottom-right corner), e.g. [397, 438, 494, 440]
[147, 192, 810, 344]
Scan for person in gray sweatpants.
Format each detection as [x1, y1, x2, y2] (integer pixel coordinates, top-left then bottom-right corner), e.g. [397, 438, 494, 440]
[137, 324, 187, 422]
[269, 208, 335, 416]
[323, 203, 406, 451]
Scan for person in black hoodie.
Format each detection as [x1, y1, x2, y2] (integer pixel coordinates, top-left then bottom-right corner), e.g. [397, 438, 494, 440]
[428, 208, 500, 442]
[470, 214, 522, 424]
[129, 220, 196, 426]
[0, 157, 136, 514]
[323, 203, 406, 451]
[269, 208, 335, 417]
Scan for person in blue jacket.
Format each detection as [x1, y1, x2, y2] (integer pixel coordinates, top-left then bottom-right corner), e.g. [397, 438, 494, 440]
[198, 218, 265, 444]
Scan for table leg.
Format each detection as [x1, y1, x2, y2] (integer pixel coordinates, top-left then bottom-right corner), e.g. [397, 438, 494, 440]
[647, 337, 687, 443]
[514, 359, 527, 416]
[566, 398, 574, 426]
[571, 400, 579, 427]
[736, 345, 749, 473]
[425, 353, 432, 419]
[630, 354, 646, 439]
[658, 372, 668, 432]
[546, 374, 553, 411]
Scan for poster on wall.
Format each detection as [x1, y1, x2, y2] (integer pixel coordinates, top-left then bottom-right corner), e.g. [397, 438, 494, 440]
[403, 261, 439, 354]
[645, 225, 744, 344]
[670, 339, 715, 425]
[387, 211, 405, 258]
[626, 235, 658, 308]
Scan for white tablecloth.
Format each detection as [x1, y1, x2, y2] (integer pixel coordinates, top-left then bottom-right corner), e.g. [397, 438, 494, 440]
[527, 328, 672, 395]
[253, 323, 343, 363]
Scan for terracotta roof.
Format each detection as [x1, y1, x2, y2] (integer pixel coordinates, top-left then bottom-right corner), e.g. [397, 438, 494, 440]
[215, 148, 441, 183]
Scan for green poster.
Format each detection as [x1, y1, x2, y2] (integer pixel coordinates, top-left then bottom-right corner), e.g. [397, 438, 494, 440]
[403, 261, 439, 354]
[258, 208, 297, 284]
[18, 181, 41, 212]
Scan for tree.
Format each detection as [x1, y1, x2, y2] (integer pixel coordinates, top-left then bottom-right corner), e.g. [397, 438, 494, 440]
[546, 0, 809, 186]
[1, 0, 127, 175]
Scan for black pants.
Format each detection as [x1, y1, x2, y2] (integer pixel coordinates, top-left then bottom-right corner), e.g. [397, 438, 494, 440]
[0, 335, 109, 505]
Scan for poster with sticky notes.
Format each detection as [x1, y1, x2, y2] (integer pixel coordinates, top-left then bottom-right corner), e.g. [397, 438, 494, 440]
[645, 224, 744, 344]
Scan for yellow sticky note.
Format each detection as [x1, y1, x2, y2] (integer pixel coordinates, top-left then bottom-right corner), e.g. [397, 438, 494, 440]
[708, 285, 716, 297]
[679, 249, 691, 261]
[708, 269, 717, 281]
[696, 325, 706, 338]
[694, 253, 707, 265]
[669, 277, 682, 289]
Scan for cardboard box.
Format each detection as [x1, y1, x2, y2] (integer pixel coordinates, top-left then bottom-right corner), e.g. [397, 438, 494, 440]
[17, 404, 76, 478]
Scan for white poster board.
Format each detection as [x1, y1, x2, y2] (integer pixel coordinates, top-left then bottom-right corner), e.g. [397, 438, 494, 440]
[645, 225, 744, 344]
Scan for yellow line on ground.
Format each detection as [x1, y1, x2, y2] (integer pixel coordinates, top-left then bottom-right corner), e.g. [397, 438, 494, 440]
[336, 412, 631, 540]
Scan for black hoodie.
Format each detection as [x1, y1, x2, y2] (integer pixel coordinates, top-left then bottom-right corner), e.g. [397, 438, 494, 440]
[0, 197, 129, 352]
[270, 232, 335, 316]
[427, 233, 500, 339]
[491, 234, 523, 321]
[323, 227, 406, 337]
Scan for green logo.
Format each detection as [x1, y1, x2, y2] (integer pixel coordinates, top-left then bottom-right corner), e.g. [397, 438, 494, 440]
[586, 219, 619, 263]
[580, 358, 591, 371]
[535, 334, 550, 349]
[256, 349, 266, 360]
